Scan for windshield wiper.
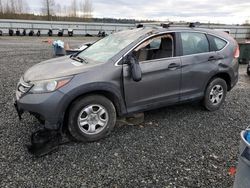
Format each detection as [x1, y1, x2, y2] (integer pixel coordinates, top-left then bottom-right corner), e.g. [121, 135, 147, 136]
[78, 56, 88, 64]
[70, 55, 88, 64]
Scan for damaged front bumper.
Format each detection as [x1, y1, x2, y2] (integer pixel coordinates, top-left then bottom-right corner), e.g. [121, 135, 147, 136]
[14, 90, 67, 130]
[14, 99, 23, 120]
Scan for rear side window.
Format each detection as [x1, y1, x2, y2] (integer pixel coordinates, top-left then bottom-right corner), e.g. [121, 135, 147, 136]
[180, 32, 209, 55]
[208, 35, 227, 51]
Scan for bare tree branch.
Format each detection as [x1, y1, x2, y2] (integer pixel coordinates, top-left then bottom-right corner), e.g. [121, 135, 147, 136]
[16, 0, 23, 13]
[0, 0, 3, 14]
[70, 0, 78, 17]
[56, 3, 62, 17]
[42, 0, 55, 20]
[5, 1, 11, 14]
[82, 0, 93, 18]
[10, 0, 16, 14]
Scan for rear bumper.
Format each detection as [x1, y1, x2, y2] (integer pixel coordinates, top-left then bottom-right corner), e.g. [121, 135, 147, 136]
[14, 91, 67, 129]
[229, 58, 239, 90]
[231, 73, 238, 90]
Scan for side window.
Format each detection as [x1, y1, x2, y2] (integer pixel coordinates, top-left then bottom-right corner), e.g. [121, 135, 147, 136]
[207, 35, 227, 51]
[149, 38, 161, 49]
[133, 34, 174, 62]
[180, 32, 209, 55]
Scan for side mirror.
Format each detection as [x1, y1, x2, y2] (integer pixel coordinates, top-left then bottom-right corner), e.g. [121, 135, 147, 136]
[127, 54, 142, 82]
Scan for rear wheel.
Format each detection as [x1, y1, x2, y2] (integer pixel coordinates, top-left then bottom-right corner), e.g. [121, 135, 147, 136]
[203, 78, 227, 111]
[68, 95, 116, 142]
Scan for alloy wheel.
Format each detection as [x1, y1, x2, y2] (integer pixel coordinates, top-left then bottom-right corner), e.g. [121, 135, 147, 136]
[77, 104, 109, 135]
[209, 84, 224, 105]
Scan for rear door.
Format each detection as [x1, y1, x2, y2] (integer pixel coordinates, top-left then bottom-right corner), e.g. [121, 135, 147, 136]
[178, 32, 217, 101]
[123, 33, 182, 112]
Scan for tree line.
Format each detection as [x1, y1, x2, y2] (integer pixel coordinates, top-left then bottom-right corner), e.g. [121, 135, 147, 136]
[0, 0, 29, 14]
[0, 0, 156, 23]
[0, 0, 249, 25]
[0, 0, 94, 21]
[42, 0, 93, 20]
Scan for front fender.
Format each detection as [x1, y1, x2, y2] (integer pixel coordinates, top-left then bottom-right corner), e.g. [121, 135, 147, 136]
[58, 81, 127, 118]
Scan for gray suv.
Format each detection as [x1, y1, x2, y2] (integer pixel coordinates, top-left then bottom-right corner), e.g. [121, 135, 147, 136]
[14, 26, 239, 142]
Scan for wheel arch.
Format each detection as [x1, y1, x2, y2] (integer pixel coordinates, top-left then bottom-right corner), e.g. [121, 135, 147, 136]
[205, 72, 232, 92]
[62, 87, 126, 131]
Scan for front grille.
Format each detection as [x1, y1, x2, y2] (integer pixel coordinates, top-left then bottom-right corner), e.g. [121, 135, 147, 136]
[16, 77, 32, 99]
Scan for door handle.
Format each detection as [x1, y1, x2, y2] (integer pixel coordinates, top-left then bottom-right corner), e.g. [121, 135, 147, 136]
[208, 55, 224, 61]
[168, 63, 180, 70]
[208, 56, 217, 61]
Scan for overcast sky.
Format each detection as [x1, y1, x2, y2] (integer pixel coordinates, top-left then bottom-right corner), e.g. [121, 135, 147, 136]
[28, 0, 250, 24]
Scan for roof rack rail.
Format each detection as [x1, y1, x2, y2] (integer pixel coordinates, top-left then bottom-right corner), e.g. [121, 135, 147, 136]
[189, 22, 201, 28]
[136, 24, 144, 28]
[161, 22, 174, 28]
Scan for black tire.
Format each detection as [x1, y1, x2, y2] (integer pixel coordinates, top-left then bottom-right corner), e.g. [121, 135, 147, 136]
[247, 70, 250, 76]
[203, 78, 227, 111]
[68, 95, 116, 142]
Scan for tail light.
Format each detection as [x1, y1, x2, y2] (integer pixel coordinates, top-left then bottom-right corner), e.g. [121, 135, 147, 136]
[234, 43, 240, 58]
[228, 33, 240, 59]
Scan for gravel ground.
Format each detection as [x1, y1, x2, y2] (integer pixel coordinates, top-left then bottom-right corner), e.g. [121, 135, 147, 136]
[0, 36, 250, 188]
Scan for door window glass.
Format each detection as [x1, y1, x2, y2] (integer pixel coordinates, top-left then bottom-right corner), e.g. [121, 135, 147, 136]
[180, 32, 209, 55]
[133, 34, 174, 62]
[208, 35, 227, 51]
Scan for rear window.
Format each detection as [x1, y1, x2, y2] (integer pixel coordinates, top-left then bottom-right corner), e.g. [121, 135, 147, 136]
[180, 32, 209, 55]
[208, 35, 227, 51]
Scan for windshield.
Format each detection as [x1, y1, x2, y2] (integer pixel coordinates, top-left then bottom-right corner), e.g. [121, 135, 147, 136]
[77, 28, 153, 64]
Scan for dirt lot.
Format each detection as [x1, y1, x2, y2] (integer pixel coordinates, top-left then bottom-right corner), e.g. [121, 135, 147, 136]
[0, 36, 250, 187]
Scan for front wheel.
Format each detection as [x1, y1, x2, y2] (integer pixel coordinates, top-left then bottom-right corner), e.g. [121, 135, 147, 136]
[203, 78, 227, 111]
[68, 95, 116, 142]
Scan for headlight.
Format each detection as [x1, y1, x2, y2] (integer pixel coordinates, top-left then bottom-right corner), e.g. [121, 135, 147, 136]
[29, 77, 72, 94]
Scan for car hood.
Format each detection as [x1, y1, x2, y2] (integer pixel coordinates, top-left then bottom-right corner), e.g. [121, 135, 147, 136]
[23, 56, 102, 82]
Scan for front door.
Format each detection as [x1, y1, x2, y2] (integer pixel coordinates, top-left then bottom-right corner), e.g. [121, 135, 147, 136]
[123, 33, 181, 112]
